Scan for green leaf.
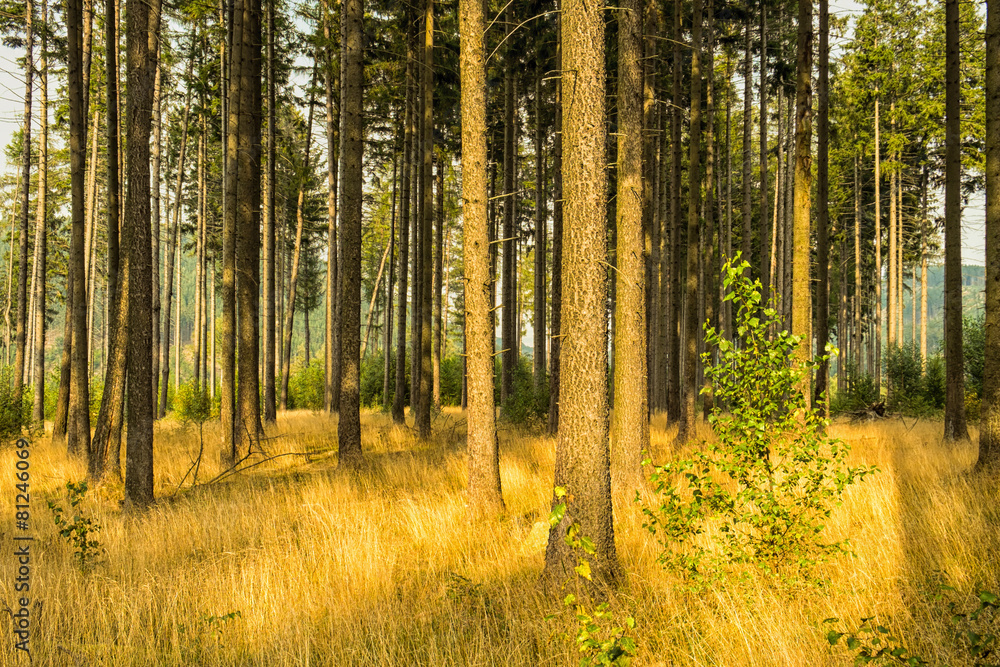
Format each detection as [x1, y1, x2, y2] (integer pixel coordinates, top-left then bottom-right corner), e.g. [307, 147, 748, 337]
[550, 503, 567, 528]
[575, 559, 592, 581]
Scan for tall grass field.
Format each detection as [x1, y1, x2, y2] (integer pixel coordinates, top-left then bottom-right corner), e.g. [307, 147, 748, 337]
[0, 410, 996, 666]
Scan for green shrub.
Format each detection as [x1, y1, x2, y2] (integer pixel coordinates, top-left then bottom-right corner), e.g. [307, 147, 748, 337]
[831, 362, 881, 415]
[288, 360, 325, 411]
[965, 312, 985, 399]
[174, 379, 215, 424]
[641, 256, 877, 584]
[497, 356, 548, 427]
[0, 367, 29, 443]
[886, 343, 923, 407]
[48, 481, 103, 573]
[922, 355, 946, 410]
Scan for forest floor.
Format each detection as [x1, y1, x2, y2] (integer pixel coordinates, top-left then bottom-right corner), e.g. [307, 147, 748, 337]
[0, 409, 996, 666]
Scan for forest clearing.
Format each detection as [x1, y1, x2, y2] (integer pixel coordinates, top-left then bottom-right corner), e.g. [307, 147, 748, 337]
[0, 411, 996, 666]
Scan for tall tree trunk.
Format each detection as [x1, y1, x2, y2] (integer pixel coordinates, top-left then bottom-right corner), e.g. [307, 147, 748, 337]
[338, 0, 364, 464]
[236, 0, 263, 455]
[667, 0, 683, 423]
[416, 0, 434, 438]
[943, 0, 968, 440]
[979, 0, 999, 466]
[433, 153, 444, 407]
[759, 4, 770, 303]
[66, 0, 91, 459]
[643, 0, 659, 413]
[854, 151, 862, 378]
[460, 0, 503, 512]
[123, 0, 161, 505]
[741, 17, 752, 268]
[703, 0, 716, 419]
[15, 0, 32, 413]
[106, 0, 121, 316]
[547, 11, 563, 436]
[533, 70, 547, 392]
[159, 70, 192, 417]
[151, 50, 162, 415]
[792, 0, 813, 397]
[611, 0, 647, 486]
[500, 15, 516, 408]
[814, 0, 829, 412]
[323, 0, 341, 415]
[679, 0, 703, 443]
[31, 5, 47, 425]
[383, 143, 397, 408]
[920, 166, 928, 362]
[544, 0, 618, 588]
[874, 94, 882, 392]
[280, 69, 317, 409]
[220, 0, 243, 464]
[265, 0, 277, 421]
[393, 16, 414, 424]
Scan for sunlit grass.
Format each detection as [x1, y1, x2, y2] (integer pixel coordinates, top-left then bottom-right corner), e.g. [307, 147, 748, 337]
[0, 410, 996, 665]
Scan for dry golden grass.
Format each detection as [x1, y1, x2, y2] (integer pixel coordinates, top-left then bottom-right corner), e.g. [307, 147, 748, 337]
[0, 410, 997, 666]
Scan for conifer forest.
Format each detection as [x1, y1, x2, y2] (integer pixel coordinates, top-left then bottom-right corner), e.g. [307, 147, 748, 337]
[0, 0, 999, 662]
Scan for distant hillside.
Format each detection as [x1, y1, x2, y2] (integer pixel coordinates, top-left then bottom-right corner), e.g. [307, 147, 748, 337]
[888, 264, 984, 355]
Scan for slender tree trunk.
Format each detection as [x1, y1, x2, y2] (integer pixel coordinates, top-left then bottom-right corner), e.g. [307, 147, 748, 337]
[338, 0, 364, 464]
[31, 7, 47, 426]
[460, 0, 503, 514]
[667, 0, 683, 423]
[106, 0, 120, 315]
[123, 0, 161, 505]
[814, 0, 829, 412]
[943, 0, 968, 440]
[383, 143, 397, 408]
[265, 0, 277, 421]
[433, 153, 444, 407]
[393, 16, 413, 424]
[360, 239, 391, 358]
[500, 15, 516, 408]
[14, 0, 33, 413]
[759, 4, 770, 303]
[703, 0, 716, 419]
[612, 0, 647, 486]
[533, 70, 547, 392]
[874, 94, 882, 392]
[159, 71, 192, 417]
[741, 17, 752, 268]
[678, 0, 703, 443]
[280, 70, 317, 409]
[643, 0, 658, 412]
[979, 0, 999, 465]
[416, 0, 434, 438]
[854, 151, 862, 378]
[323, 0, 341, 415]
[66, 0, 91, 459]
[920, 166, 928, 362]
[151, 50, 162, 415]
[544, 0, 618, 588]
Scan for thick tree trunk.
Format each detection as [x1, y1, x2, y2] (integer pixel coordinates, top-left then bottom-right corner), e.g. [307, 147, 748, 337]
[544, 0, 618, 588]
[611, 0, 648, 487]
[943, 0, 969, 440]
[792, 0, 813, 396]
[416, 0, 434, 438]
[236, 0, 263, 455]
[338, 0, 364, 464]
[547, 14, 563, 436]
[123, 0, 161, 506]
[460, 0, 503, 512]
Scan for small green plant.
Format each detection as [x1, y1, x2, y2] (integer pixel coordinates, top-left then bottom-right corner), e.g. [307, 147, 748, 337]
[174, 380, 215, 485]
[289, 359, 325, 411]
[47, 481, 103, 573]
[640, 256, 877, 584]
[826, 589, 1000, 666]
[547, 487, 637, 666]
[824, 617, 927, 665]
[178, 610, 242, 661]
